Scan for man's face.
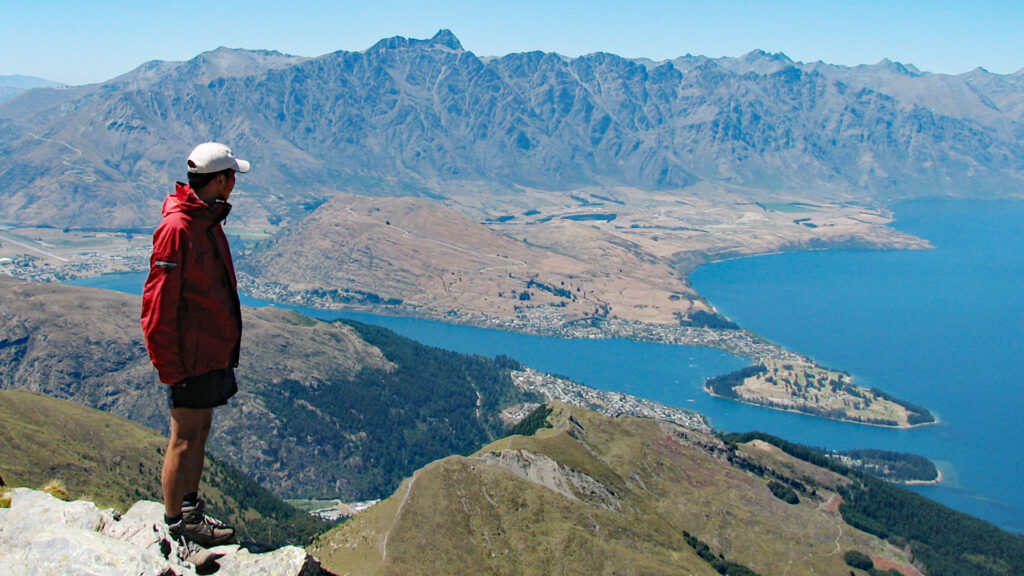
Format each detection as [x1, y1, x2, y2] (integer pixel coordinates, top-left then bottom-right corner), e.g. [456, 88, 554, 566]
[211, 170, 235, 201]
[195, 170, 236, 204]
[221, 170, 236, 199]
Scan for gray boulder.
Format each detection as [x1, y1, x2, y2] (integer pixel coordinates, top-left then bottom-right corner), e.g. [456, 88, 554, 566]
[0, 488, 327, 576]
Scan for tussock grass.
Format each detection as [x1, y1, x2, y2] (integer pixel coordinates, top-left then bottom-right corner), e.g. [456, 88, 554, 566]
[41, 479, 70, 501]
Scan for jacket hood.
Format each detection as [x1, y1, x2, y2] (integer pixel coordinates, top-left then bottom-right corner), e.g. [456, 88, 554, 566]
[164, 182, 232, 220]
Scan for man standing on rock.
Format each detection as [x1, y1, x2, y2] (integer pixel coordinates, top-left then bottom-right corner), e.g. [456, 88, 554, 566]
[141, 142, 249, 562]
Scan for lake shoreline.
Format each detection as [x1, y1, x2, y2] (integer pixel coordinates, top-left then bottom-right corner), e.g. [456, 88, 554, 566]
[238, 271, 943, 431]
[65, 268, 933, 431]
[705, 388, 941, 430]
[899, 468, 944, 486]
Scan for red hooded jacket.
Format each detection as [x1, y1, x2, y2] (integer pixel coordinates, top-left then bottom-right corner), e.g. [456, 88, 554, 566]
[140, 183, 242, 385]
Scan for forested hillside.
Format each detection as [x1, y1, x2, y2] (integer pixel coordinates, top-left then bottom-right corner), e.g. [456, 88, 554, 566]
[724, 432, 1024, 576]
[249, 318, 539, 497]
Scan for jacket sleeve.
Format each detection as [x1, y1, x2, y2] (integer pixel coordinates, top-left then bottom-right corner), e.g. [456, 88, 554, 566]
[140, 220, 188, 385]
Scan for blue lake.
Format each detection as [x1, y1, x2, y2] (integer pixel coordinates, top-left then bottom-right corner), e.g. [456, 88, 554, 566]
[73, 198, 1024, 534]
[690, 198, 1024, 534]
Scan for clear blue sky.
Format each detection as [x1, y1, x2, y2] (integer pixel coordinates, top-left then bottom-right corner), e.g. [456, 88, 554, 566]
[3, 0, 1022, 86]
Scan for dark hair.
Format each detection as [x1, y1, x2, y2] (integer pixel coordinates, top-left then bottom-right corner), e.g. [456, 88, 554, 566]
[187, 168, 232, 190]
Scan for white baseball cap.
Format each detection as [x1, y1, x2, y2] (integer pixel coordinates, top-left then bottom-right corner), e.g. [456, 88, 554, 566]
[186, 142, 251, 174]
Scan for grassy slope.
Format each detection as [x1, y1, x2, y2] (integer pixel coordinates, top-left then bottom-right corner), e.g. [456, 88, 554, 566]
[311, 402, 916, 576]
[0, 389, 325, 548]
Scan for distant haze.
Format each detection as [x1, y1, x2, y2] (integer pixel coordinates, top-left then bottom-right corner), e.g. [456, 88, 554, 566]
[0, 75, 61, 102]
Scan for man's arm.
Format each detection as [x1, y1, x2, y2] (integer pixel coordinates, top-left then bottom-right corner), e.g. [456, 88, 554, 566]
[141, 221, 188, 384]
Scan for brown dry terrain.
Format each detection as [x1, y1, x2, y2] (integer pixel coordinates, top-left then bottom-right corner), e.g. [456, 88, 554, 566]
[0, 187, 930, 332]
[247, 193, 700, 326]
[243, 188, 930, 332]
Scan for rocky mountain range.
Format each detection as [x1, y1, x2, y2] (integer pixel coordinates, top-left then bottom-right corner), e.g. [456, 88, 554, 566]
[4, 33, 1024, 575]
[1, 30, 1022, 231]
[1, 29, 1003, 432]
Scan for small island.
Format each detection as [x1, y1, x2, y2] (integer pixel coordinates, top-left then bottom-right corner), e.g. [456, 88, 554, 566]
[705, 359, 934, 428]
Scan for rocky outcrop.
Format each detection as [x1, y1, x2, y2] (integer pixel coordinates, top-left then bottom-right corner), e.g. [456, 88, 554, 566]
[478, 449, 623, 511]
[0, 488, 329, 576]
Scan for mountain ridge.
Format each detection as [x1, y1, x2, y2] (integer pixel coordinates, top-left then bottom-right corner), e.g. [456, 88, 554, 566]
[0, 75, 62, 103]
[310, 402, 955, 576]
[0, 31, 976, 435]
[1, 30, 1021, 231]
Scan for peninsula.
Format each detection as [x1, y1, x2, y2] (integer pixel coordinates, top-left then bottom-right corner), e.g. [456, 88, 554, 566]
[705, 360, 934, 428]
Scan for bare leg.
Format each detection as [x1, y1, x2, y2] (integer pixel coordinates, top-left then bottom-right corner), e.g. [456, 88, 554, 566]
[163, 407, 213, 518]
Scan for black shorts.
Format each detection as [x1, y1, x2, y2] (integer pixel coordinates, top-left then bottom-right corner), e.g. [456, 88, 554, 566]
[167, 368, 238, 410]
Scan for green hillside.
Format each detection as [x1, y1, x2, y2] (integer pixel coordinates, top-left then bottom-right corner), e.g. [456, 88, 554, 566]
[0, 389, 325, 548]
[311, 402, 922, 576]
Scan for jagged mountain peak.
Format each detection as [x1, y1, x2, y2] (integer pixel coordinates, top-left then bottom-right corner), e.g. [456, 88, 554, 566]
[368, 29, 465, 54]
[717, 49, 796, 75]
[873, 57, 922, 76]
[430, 28, 464, 51]
[667, 53, 718, 74]
[741, 48, 793, 63]
[960, 66, 998, 80]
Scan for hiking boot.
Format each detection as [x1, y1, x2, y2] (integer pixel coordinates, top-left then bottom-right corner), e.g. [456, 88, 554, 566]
[168, 520, 223, 570]
[181, 498, 236, 547]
